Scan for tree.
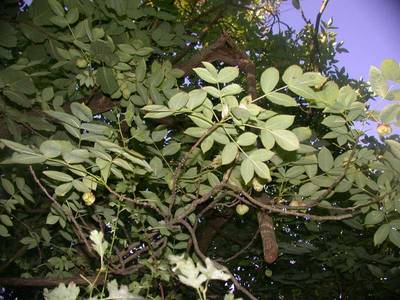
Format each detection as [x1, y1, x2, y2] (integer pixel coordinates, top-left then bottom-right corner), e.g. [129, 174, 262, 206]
[0, 0, 400, 299]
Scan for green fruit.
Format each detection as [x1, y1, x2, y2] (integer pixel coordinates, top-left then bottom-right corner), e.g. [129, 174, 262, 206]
[236, 204, 249, 216]
[75, 58, 88, 68]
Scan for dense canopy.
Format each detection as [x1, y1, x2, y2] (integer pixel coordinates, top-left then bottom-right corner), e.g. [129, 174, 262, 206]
[0, 0, 400, 299]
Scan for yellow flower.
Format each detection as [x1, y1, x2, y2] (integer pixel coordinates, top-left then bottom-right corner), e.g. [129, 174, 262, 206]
[82, 192, 95, 206]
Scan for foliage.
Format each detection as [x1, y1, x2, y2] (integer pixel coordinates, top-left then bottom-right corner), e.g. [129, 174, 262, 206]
[0, 0, 400, 299]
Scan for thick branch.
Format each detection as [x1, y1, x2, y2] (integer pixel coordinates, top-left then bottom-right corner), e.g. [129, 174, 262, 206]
[0, 275, 105, 287]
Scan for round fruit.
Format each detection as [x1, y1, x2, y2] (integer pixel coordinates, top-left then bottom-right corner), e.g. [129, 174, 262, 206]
[376, 123, 392, 136]
[75, 58, 88, 68]
[236, 204, 249, 216]
[82, 192, 95, 206]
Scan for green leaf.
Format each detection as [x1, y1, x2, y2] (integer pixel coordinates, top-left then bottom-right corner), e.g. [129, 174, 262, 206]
[162, 142, 181, 156]
[65, 8, 79, 24]
[0, 21, 17, 48]
[365, 210, 385, 225]
[40, 140, 62, 158]
[207, 173, 220, 187]
[3, 89, 32, 108]
[318, 147, 334, 172]
[168, 92, 189, 110]
[43, 171, 74, 182]
[0, 139, 34, 154]
[1, 178, 15, 195]
[0, 224, 9, 237]
[201, 136, 214, 153]
[221, 84, 242, 96]
[187, 89, 207, 109]
[292, 0, 300, 9]
[70, 102, 93, 122]
[380, 59, 400, 81]
[55, 182, 73, 196]
[45, 111, 81, 128]
[292, 127, 312, 142]
[46, 214, 59, 225]
[288, 84, 316, 99]
[369, 66, 389, 98]
[249, 149, 274, 161]
[50, 16, 69, 28]
[389, 229, 400, 248]
[253, 161, 271, 181]
[237, 132, 257, 146]
[193, 67, 218, 84]
[270, 129, 299, 151]
[62, 149, 90, 164]
[90, 229, 108, 260]
[48, 0, 65, 16]
[231, 107, 250, 123]
[143, 105, 173, 119]
[0, 214, 12, 227]
[386, 140, 400, 159]
[266, 92, 298, 107]
[299, 72, 326, 87]
[241, 158, 254, 184]
[374, 224, 390, 246]
[221, 143, 238, 165]
[96, 67, 119, 95]
[282, 65, 302, 85]
[2, 153, 46, 164]
[43, 282, 80, 300]
[217, 66, 239, 84]
[260, 67, 279, 94]
[184, 127, 207, 138]
[264, 115, 294, 130]
[322, 115, 347, 128]
[260, 129, 275, 150]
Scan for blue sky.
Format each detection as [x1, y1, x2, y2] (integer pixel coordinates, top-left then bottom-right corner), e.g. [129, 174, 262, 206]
[279, 0, 400, 135]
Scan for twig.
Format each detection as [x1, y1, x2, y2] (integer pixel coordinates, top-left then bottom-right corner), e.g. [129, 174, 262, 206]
[29, 166, 94, 256]
[169, 123, 221, 213]
[310, 0, 330, 71]
[225, 187, 357, 222]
